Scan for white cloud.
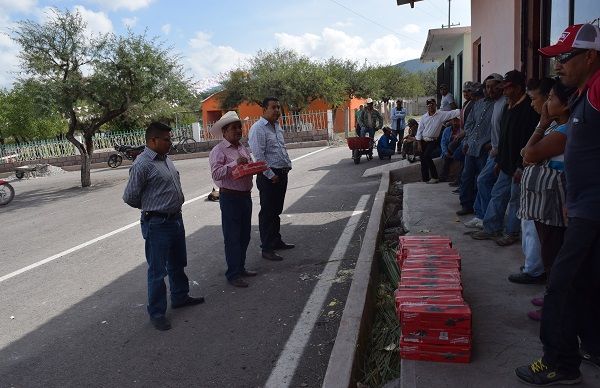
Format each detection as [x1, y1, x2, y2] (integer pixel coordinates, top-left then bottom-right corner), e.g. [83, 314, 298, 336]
[275, 27, 421, 66]
[90, 0, 154, 11]
[0, 0, 37, 13]
[186, 31, 251, 81]
[0, 15, 20, 88]
[122, 16, 138, 28]
[73, 5, 113, 37]
[402, 24, 421, 34]
[161, 23, 171, 35]
[333, 19, 353, 28]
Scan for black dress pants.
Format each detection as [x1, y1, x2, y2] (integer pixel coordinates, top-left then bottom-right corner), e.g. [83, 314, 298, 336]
[256, 171, 288, 252]
[420, 140, 439, 181]
[541, 217, 600, 373]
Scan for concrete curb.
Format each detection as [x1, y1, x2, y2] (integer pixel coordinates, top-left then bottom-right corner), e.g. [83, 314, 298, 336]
[322, 172, 390, 388]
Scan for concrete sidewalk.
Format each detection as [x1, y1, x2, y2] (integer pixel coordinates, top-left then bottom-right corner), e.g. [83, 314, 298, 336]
[397, 182, 600, 388]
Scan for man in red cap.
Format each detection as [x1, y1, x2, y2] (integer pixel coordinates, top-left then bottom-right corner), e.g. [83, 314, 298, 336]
[515, 23, 600, 386]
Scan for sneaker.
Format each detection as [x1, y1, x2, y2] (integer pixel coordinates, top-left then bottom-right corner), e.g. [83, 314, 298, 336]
[448, 181, 460, 187]
[426, 178, 439, 184]
[515, 359, 581, 386]
[471, 230, 502, 240]
[580, 347, 600, 370]
[464, 217, 483, 229]
[508, 272, 547, 284]
[527, 309, 543, 321]
[531, 297, 544, 307]
[451, 188, 460, 194]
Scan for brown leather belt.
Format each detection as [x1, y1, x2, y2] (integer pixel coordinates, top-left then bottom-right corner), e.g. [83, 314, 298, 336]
[219, 187, 251, 196]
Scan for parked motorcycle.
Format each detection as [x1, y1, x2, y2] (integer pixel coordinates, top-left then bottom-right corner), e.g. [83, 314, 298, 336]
[107, 144, 145, 168]
[0, 179, 15, 206]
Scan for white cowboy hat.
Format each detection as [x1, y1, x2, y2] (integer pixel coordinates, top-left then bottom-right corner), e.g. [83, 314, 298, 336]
[209, 111, 242, 139]
[365, 98, 374, 104]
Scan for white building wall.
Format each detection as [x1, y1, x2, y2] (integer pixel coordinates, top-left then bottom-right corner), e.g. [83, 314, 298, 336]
[471, 0, 520, 78]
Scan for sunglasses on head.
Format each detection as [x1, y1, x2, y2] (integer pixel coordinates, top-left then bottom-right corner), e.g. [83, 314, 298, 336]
[556, 49, 587, 64]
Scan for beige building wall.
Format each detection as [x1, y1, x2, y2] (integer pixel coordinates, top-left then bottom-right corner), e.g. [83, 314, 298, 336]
[471, 0, 521, 78]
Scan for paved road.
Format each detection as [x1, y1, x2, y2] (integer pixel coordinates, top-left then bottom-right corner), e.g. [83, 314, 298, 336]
[0, 146, 388, 388]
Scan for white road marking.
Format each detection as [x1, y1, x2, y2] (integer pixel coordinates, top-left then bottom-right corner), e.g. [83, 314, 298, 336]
[0, 147, 331, 284]
[264, 194, 370, 388]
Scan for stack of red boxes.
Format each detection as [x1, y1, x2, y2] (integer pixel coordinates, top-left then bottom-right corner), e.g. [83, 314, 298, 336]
[395, 236, 472, 363]
[231, 161, 269, 179]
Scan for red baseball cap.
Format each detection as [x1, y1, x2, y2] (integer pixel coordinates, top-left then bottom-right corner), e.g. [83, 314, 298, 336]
[539, 24, 600, 57]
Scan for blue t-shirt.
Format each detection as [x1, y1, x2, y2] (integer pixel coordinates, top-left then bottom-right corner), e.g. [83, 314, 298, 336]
[547, 123, 567, 171]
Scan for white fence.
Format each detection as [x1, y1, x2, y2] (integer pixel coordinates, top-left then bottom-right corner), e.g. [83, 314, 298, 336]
[0, 125, 193, 164]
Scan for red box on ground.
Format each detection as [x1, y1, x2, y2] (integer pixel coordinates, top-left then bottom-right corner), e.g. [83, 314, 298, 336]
[401, 268, 461, 277]
[401, 272, 462, 284]
[400, 303, 472, 332]
[395, 291, 464, 314]
[401, 327, 471, 346]
[399, 236, 452, 247]
[401, 259, 461, 270]
[399, 341, 471, 363]
[231, 161, 268, 179]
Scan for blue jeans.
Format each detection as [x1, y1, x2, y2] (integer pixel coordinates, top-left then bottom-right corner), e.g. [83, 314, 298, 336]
[474, 154, 497, 219]
[360, 127, 376, 138]
[459, 151, 488, 210]
[219, 192, 252, 281]
[482, 170, 521, 235]
[521, 219, 544, 277]
[377, 147, 394, 158]
[141, 213, 189, 318]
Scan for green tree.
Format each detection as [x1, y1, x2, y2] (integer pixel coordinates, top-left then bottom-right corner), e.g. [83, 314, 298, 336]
[417, 68, 437, 96]
[0, 81, 66, 143]
[12, 9, 193, 187]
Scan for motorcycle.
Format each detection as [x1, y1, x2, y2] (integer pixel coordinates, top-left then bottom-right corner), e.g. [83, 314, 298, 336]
[107, 144, 145, 168]
[0, 179, 15, 206]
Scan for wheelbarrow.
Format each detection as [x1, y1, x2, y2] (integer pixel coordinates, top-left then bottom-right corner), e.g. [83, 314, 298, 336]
[347, 136, 373, 164]
[15, 163, 50, 179]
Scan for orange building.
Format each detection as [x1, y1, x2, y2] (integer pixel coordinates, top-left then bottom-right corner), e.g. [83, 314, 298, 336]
[201, 91, 366, 133]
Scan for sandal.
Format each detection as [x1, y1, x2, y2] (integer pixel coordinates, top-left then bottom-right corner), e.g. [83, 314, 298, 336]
[496, 234, 520, 246]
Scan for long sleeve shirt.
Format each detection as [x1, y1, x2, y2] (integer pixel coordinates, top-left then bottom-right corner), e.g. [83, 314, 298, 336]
[490, 96, 508, 150]
[358, 108, 383, 130]
[496, 94, 540, 175]
[390, 107, 406, 131]
[463, 98, 495, 157]
[248, 117, 292, 179]
[416, 109, 461, 141]
[209, 139, 253, 191]
[122, 147, 184, 214]
[377, 133, 397, 151]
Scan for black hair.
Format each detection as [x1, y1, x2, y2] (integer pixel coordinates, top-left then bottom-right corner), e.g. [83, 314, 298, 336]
[527, 77, 555, 97]
[552, 81, 577, 106]
[145, 122, 172, 140]
[407, 118, 418, 126]
[261, 96, 279, 108]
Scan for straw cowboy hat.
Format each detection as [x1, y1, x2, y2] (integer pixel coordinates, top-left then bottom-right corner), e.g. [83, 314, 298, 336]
[209, 111, 242, 139]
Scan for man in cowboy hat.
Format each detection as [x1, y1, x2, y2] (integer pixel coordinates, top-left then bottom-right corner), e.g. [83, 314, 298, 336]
[357, 98, 383, 157]
[209, 111, 258, 288]
[515, 23, 600, 386]
[248, 97, 295, 262]
[123, 122, 204, 331]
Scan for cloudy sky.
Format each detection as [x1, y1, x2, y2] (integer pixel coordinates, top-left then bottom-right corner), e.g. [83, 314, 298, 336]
[0, 0, 471, 90]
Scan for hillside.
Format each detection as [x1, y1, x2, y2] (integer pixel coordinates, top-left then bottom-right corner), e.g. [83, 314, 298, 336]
[396, 58, 438, 73]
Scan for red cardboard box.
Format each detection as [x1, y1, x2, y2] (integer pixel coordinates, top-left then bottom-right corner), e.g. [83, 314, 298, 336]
[399, 341, 471, 363]
[401, 328, 471, 345]
[397, 282, 463, 292]
[401, 272, 462, 283]
[231, 161, 268, 179]
[401, 259, 461, 270]
[395, 292, 464, 314]
[399, 236, 452, 246]
[401, 268, 461, 277]
[400, 303, 472, 331]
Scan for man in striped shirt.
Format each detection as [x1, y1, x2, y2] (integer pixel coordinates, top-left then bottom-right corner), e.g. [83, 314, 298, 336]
[248, 97, 295, 262]
[123, 122, 204, 331]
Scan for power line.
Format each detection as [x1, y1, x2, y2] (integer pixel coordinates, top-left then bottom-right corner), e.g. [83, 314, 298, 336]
[327, 0, 422, 44]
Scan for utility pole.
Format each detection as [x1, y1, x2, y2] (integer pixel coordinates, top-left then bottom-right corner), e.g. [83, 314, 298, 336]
[442, 0, 460, 28]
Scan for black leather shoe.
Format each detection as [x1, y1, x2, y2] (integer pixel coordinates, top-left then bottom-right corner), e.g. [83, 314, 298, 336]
[150, 316, 171, 331]
[228, 278, 249, 288]
[172, 296, 205, 309]
[508, 272, 546, 284]
[241, 270, 258, 277]
[274, 241, 295, 250]
[456, 208, 474, 216]
[262, 251, 284, 261]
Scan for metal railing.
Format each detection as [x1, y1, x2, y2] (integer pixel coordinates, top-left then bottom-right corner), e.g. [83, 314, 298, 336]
[0, 125, 193, 164]
[204, 111, 328, 140]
